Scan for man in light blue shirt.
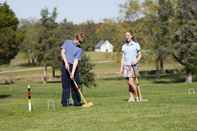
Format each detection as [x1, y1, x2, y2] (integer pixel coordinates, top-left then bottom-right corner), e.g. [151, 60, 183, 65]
[120, 32, 142, 102]
[61, 40, 83, 64]
[60, 33, 85, 107]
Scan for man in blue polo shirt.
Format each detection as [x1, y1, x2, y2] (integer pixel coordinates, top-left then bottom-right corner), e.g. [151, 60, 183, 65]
[120, 31, 142, 102]
[60, 33, 85, 107]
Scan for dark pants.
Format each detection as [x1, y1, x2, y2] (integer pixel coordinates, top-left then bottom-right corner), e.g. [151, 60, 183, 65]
[61, 63, 81, 106]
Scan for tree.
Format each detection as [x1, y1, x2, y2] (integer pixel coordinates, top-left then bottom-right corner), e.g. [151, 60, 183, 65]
[79, 54, 96, 88]
[153, 0, 174, 72]
[140, 0, 174, 73]
[120, 0, 141, 21]
[172, 0, 197, 83]
[39, 7, 60, 82]
[0, 3, 19, 64]
[58, 18, 76, 41]
[21, 23, 43, 64]
[21, 7, 60, 82]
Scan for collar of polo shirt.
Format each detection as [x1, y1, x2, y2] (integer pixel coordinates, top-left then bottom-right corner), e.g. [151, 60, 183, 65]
[127, 40, 135, 46]
[72, 40, 78, 46]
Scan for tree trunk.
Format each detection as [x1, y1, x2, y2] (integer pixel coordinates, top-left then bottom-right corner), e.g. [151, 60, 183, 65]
[155, 57, 160, 79]
[31, 57, 34, 65]
[27, 57, 31, 64]
[52, 66, 56, 78]
[156, 57, 160, 71]
[185, 72, 192, 83]
[43, 65, 48, 84]
[159, 56, 164, 73]
[28, 54, 33, 64]
[33, 56, 37, 65]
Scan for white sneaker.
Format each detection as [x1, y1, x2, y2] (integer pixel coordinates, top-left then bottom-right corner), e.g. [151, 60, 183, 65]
[135, 97, 140, 102]
[128, 97, 135, 102]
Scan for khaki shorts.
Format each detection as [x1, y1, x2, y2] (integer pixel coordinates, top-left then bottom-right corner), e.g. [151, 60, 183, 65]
[123, 65, 138, 78]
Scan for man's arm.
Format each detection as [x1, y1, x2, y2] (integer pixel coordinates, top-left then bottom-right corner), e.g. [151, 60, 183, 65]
[70, 59, 79, 79]
[70, 48, 82, 79]
[61, 48, 69, 70]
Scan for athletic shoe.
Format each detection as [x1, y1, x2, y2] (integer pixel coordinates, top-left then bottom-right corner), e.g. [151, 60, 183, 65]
[128, 97, 135, 102]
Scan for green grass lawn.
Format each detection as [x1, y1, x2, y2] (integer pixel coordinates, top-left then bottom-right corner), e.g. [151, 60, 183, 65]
[86, 52, 114, 62]
[0, 79, 197, 131]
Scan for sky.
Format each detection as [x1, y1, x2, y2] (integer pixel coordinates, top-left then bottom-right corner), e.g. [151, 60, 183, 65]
[5, 0, 125, 24]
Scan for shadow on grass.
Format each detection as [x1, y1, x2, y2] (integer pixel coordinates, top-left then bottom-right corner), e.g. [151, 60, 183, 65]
[47, 80, 61, 84]
[0, 95, 11, 99]
[0, 81, 15, 85]
[123, 98, 128, 102]
[18, 63, 38, 67]
[100, 77, 124, 81]
[153, 79, 184, 84]
[139, 69, 186, 84]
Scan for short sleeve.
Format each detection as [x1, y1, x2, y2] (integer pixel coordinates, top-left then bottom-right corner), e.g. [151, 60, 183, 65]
[74, 48, 83, 60]
[121, 44, 125, 52]
[61, 40, 68, 49]
[136, 43, 141, 52]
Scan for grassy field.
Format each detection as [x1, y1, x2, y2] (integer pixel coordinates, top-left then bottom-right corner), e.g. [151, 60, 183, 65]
[1, 51, 196, 131]
[0, 78, 197, 131]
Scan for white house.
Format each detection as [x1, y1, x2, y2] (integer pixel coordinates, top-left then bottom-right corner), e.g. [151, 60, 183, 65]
[95, 40, 114, 53]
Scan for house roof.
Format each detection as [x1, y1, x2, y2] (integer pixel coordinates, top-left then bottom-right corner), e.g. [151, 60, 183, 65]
[95, 40, 113, 49]
[95, 40, 105, 49]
